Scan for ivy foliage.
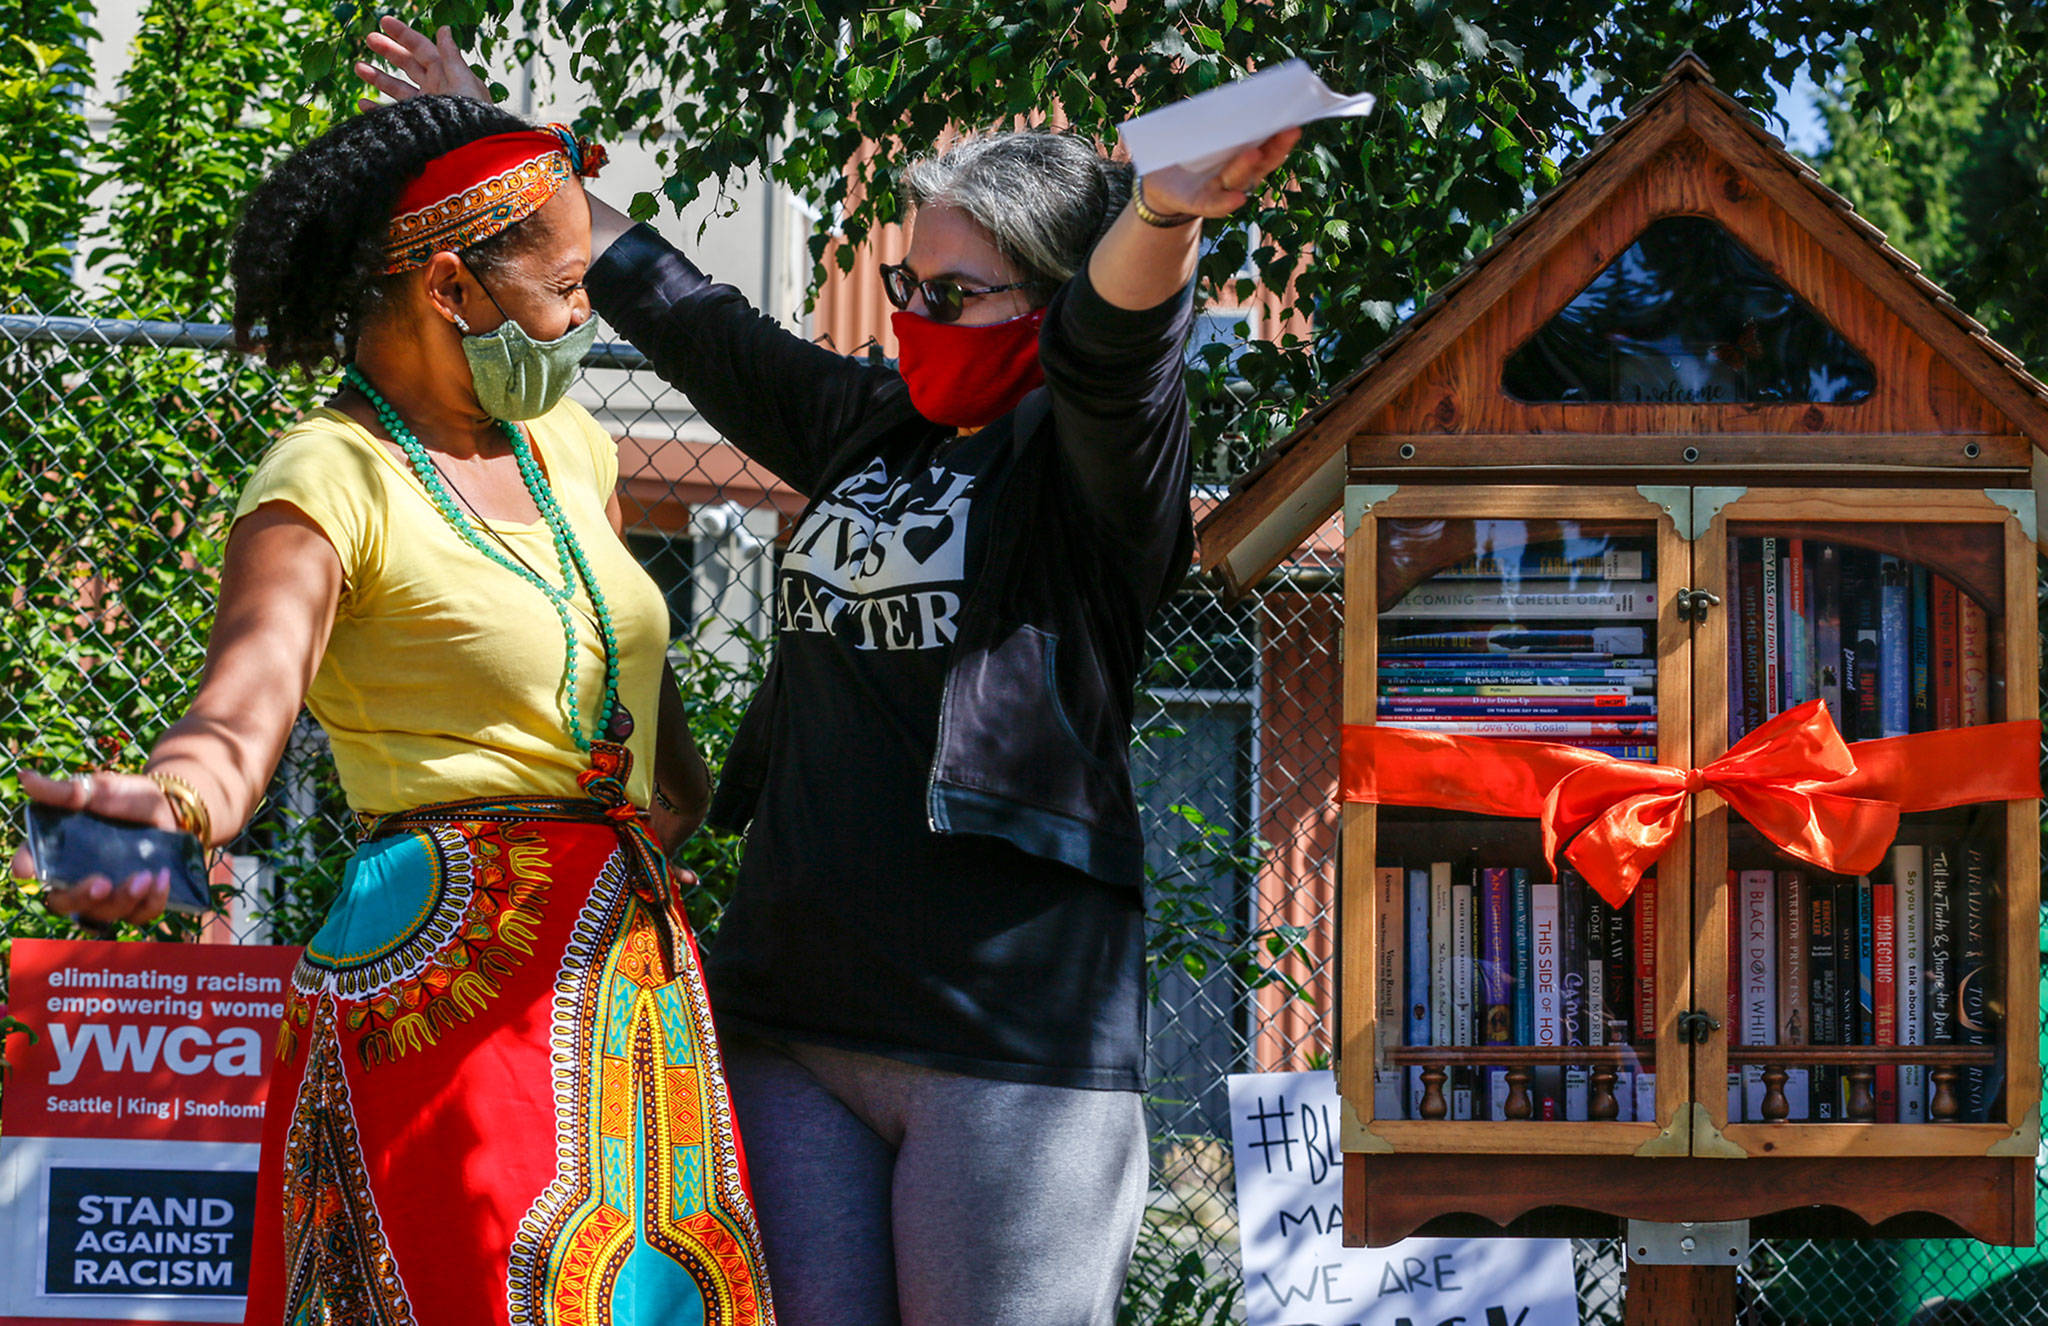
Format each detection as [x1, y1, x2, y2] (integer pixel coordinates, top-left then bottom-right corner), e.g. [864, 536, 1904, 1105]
[0, 0, 95, 307]
[308, 0, 2044, 463]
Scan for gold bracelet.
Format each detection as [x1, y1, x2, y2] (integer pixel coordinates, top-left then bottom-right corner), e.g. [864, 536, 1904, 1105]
[1132, 177, 1196, 229]
[149, 771, 213, 847]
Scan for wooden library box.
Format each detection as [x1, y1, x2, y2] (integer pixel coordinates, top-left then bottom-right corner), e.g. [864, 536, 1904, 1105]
[1196, 57, 2048, 1247]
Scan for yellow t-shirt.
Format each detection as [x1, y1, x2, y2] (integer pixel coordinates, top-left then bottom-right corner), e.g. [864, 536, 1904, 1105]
[232, 399, 669, 814]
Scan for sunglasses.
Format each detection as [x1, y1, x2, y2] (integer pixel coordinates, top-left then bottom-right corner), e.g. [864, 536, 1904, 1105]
[879, 261, 1039, 324]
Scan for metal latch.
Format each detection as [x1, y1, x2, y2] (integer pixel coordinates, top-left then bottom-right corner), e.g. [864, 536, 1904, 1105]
[1675, 587, 1722, 623]
[1628, 1219, 1749, 1265]
[1676, 1009, 1720, 1044]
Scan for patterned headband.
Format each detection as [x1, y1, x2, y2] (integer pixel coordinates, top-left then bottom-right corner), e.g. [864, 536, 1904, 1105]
[383, 124, 607, 275]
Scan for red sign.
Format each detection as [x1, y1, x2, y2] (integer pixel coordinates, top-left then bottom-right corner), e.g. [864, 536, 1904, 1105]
[2, 939, 299, 1144]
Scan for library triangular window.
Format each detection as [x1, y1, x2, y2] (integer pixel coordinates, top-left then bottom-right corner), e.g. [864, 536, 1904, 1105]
[1503, 215, 1875, 404]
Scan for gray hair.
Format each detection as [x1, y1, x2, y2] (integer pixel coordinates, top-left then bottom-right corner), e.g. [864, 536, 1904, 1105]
[900, 131, 1135, 292]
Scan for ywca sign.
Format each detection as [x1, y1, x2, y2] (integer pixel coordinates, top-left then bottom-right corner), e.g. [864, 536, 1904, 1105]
[1, 938, 298, 1324]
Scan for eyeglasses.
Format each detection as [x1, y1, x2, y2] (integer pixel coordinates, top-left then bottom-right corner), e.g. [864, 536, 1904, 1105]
[879, 261, 1039, 324]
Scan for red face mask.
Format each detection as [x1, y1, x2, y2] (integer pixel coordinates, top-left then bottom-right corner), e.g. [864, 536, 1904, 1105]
[891, 308, 1046, 428]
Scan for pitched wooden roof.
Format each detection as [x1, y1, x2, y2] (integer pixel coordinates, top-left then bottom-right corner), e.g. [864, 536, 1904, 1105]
[1197, 52, 2048, 598]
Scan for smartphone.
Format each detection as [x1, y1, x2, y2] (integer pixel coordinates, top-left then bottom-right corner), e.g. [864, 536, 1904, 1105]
[20, 803, 212, 914]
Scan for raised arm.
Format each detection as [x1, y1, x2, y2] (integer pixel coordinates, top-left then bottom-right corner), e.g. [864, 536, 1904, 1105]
[11, 506, 342, 925]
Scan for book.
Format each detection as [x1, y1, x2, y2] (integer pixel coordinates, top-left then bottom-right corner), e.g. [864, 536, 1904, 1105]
[1586, 892, 1608, 1048]
[1380, 626, 1649, 654]
[1452, 871, 1476, 1051]
[1856, 873, 1876, 1053]
[1384, 719, 1657, 737]
[1809, 882, 1839, 1120]
[1429, 547, 1648, 581]
[1932, 577, 1960, 730]
[1633, 1070, 1657, 1126]
[1760, 537, 1784, 719]
[1737, 540, 1766, 736]
[1378, 653, 1652, 668]
[1729, 547, 1746, 745]
[1814, 543, 1843, 724]
[1728, 873, 1743, 1123]
[1384, 581, 1660, 619]
[1958, 593, 1989, 727]
[1481, 867, 1513, 1047]
[1893, 845, 1928, 1123]
[1833, 876, 1860, 1116]
[1841, 548, 1881, 741]
[1378, 695, 1654, 716]
[1782, 538, 1813, 708]
[1603, 896, 1633, 1046]
[1878, 556, 1911, 737]
[1511, 868, 1534, 1048]
[1739, 870, 1777, 1120]
[1958, 827, 1994, 1121]
[1873, 872, 1898, 1123]
[1378, 682, 1654, 697]
[1559, 868, 1590, 1121]
[1406, 867, 1432, 1117]
[1776, 870, 1812, 1121]
[1910, 565, 1932, 732]
[1634, 874, 1657, 1043]
[1375, 866, 1405, 1120]
[1926, 842, 1957, 1095]
[1431, 862, 1455, 1055]
[1532, 877, 1563, 1112]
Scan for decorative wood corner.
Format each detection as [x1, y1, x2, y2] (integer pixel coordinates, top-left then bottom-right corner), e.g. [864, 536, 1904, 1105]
[1984, 1105, 2040, 1157]
[1341, 1099, 1395, 1154]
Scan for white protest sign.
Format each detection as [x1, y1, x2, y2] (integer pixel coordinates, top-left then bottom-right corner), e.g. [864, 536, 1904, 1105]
[1117, 60, 1376, 178]
[1228, 1071, 1578, 1326]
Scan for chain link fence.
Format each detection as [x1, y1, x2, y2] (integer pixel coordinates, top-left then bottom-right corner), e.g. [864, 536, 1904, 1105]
[3, 297, 2047, 1324]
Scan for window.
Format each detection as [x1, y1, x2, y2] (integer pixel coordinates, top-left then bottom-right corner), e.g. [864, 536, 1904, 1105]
[1503, 215, 1875, 405]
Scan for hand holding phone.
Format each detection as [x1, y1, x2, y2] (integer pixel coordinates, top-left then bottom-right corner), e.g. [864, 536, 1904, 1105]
[21, 803, 212, 914]
[10, 769, 212, 925]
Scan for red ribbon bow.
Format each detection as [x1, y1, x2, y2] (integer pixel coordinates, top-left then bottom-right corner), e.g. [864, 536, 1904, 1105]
[1341, 700, 2040, 909]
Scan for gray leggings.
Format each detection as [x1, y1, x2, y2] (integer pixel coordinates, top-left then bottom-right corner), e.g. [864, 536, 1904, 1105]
[724, 1036, 1149, 1326]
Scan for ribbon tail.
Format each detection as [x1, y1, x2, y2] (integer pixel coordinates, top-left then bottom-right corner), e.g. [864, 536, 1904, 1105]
[1722, 784, 1902, 879]
[1557, 789, 1689, 909]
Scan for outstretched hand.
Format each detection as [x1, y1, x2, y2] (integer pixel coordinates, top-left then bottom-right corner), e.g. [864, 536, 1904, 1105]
[1138, 127, 1302, 220]
[10, 769, 177, 928]
[354, 16, 495, 111]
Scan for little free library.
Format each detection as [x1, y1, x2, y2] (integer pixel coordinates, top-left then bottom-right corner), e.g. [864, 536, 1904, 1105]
[1200, 51, 2048, 1276]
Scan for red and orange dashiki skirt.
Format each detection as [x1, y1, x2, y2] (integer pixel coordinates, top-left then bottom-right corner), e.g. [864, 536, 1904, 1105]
[242, 801, 773, 1325]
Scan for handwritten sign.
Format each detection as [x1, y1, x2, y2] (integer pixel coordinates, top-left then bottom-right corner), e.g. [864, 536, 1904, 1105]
[1, 938, 298, 1324]
[1229, 1071, 1578, 1326]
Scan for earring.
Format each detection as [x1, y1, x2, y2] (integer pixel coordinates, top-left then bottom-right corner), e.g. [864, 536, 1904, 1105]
[451, 311, 471, 333]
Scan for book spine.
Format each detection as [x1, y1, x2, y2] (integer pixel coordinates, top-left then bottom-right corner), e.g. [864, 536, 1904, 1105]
[1809, 883, 1839, 1119]
[1958, 833, 1993, 1121]
[1728, 873, 1743, 1123]
[1933, 577, 1960, 730]
[1381, 719, 1658, 737]
[1959, 594, 1989, 727]
[1605, 896, 1632, 1045]
[1782, 538, 1813, 708]
[1378, 682, 1653, 696]
[1777, 870, 1811, 1121]
[1482, 868, 1513, 1047]
[1910, 565, 1932, 732]
[1378, 695, 1654, 715]
[1431, 862, 1454, 1053]
[1760, 537, 1783, 718]
[1453, 873, 1476, 1051]
[1429, 548, 1647, 580]
[1879, 556, 1910, 737]
[1857, 874, 1876, 1051]
[1384, 580, 1661, 619]
[1532, 878, 1562, 1109]
[1406, 867, 1432, 1118]
[1633, 1071, 1657, 1127]
[1559, 869, 1589, 1121]
[1894, 845, 1927, 1123]
[1634, 874, 1657, 1044]
[1584, 893, 1608, 1047]
[1379, 627, 1650, 654]
[1375, 866, 1404, 1120]
[1873, 874, 1898, 1123]
[1378, 653, 1649, 667]
[1842, 548, 1881, 741]
[1729, 544, 1746, 745]
[1738, 539, 1766, 737]
[1815, 542, 1843, 723]
[1926, 844, 1956, 1066]
[1834, 877, 1860, 1118]
[1512, 868, 1533, 1047]
[1740, 870, 1777, 1120]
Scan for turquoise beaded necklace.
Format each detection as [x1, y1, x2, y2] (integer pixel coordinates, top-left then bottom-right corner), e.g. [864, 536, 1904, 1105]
[343, 363, 627, 752]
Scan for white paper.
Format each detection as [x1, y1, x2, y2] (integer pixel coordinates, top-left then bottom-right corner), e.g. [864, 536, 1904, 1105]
[1118, 60, 1376, 178]
[1229, 1071, 1578, 1326]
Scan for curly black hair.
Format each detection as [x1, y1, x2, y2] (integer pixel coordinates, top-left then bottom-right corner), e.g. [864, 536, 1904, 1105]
[230, 95, 543, 373]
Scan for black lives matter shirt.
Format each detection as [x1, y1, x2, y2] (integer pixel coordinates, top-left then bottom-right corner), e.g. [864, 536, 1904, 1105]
[706, 421, 1148, 1090]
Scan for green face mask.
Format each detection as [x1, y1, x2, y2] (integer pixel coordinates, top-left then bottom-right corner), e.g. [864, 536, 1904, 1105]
[460, 273, 598, 421]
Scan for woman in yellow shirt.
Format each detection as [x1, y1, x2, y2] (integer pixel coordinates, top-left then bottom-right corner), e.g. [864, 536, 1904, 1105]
[11, 95, 772, 1323]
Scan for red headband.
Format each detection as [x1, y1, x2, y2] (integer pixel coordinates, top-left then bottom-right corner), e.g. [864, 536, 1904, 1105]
[383, 124, 606, 275]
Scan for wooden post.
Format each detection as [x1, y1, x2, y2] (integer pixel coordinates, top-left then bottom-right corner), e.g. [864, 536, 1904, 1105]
[1625, 1263, 1738, 1326]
